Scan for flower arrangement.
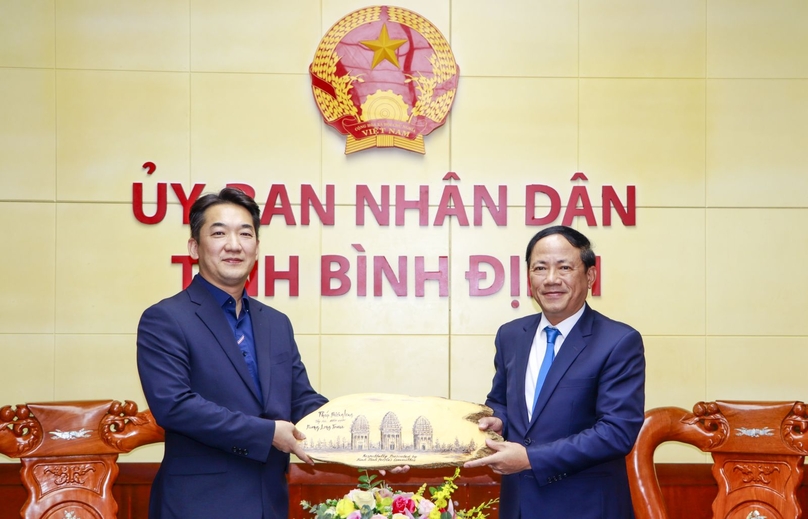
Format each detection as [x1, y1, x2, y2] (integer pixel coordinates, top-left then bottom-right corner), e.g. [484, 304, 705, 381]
[300, 467, 498, 519]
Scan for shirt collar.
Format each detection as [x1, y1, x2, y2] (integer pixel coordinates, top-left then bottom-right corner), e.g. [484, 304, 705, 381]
[195, 274, 249, 310]
[539, 302, 587, 338]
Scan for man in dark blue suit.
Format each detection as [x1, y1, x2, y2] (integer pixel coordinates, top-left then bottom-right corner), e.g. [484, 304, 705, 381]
[466, 226, 645, 518]
[137, 187, 327, 519]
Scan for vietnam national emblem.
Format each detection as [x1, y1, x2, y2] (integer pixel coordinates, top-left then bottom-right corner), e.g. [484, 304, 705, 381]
[310, 6, 459, 154]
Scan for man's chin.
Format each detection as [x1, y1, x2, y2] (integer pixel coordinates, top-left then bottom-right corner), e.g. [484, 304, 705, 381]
[216, 271, 251, 285]
[538, 300, 566, 312]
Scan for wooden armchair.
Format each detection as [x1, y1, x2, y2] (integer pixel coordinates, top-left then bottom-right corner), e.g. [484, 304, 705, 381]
[628, 401, 808, 519]
[0, 400, 164, 519]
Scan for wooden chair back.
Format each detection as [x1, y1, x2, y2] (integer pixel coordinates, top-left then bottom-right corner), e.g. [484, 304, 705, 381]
[0, 400, 163, 519]
[628, 401, 808, 519]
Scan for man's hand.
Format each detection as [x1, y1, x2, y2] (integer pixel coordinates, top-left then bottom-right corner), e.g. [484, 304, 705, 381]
[477, 416, 503, 435]
[378, 465, 410, 476]
[273, 420, 314, 465]
[463, 439, 530, 475]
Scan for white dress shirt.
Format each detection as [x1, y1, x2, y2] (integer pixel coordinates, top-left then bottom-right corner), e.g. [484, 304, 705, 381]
[525, 304, 587, 421]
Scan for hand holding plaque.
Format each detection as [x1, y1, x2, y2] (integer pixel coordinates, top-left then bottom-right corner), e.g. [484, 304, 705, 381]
[296, 393, 502, 468]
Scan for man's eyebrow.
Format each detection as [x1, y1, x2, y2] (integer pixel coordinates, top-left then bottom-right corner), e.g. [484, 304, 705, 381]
[531, 258, 576, 265]
[207, 222, 254, 230]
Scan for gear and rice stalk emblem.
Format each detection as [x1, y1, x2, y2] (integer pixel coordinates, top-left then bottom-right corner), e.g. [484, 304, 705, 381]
[310, 6, 460, 154]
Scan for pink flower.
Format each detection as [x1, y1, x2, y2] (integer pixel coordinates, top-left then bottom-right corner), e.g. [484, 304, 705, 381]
[346, 512, 362, 519]
[392, 494, 416, 514]
[375, 487, 393, 499]
[417, 498, 436, 516]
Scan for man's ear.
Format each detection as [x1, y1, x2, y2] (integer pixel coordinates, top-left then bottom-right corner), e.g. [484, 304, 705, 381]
[188, 238, 199, 259]
[586, 265, 597, 290]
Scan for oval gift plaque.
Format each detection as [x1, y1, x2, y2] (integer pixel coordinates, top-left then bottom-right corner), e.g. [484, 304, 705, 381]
[297, 393, 501, 468]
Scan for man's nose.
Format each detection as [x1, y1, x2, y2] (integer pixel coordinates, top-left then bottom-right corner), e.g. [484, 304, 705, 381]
[224, 234, 242, 250]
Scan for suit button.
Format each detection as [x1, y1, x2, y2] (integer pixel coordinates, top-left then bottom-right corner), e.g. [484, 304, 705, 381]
[231, 447, 237, 453]
[524, 438, 532, 445]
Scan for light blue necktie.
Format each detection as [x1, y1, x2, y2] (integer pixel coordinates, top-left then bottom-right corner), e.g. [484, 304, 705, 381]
[532, 326, 561, 413]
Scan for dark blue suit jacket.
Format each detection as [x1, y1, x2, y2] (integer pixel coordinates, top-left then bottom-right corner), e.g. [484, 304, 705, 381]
[486, 304, 645, 519]
[137, 276, 327, 519]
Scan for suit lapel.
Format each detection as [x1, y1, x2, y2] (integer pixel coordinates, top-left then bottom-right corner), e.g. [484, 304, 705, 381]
[252, 302, 272, 408]
[517, 315, 541, 427]
[530, 305, 594, 425]
[187, 279, 263, 405]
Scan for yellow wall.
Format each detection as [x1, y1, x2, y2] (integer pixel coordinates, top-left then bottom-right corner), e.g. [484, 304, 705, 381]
[1, 1, 807, 465]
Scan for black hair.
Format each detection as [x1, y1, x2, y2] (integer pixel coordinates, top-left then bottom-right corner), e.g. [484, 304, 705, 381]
[525, 225, 596, 269]
[189, 187, 261, 242]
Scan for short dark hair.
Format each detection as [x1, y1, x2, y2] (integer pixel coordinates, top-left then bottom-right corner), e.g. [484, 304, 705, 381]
[189, 187, 261, 242]
[525, 225, 596, 269]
